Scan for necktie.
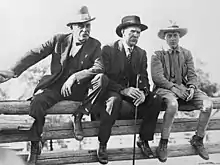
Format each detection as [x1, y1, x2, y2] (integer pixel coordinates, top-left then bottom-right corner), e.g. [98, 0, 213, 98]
[127, 48, 132, 64]
[171, 50, 182, 85]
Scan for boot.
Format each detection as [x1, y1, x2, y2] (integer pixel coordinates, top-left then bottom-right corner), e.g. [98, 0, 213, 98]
[156, 139, 168, 162]
[97, 143, 108, 164]
[72, 113, 84, 141]
[27, 141, 42, 165]
[190, 135, 209, 160]
[137, 138, 154, 158]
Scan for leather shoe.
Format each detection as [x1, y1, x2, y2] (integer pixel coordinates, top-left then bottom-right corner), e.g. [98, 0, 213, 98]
[27, 141, 42, 165]
[190, 135, 209, 160]
[72, 113, 84, 141]
[137, 139, 154, 158]
[156, 139, 168, 162]
[97, 143, 108, 164]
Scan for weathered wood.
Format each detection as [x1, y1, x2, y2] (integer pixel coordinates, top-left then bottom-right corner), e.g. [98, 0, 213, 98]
[18, 142, 220, 165]
[0, 100, 81, 115]
[0, 117, 220, 143]
[0, 115, 34, 131]
[0, 97, 220, 115]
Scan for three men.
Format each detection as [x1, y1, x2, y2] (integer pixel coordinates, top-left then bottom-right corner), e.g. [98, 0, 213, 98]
[151, 22, 212, 162]
[0, 6, 107, 165]
[97, 15, 162, 164]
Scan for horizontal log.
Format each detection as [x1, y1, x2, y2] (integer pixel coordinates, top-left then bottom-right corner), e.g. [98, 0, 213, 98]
[18, 142, 220, 165]
[0, 115, 34, 131]
[0, 97, 220, 115]
[0, 100, 81, 115]
[0, 117, 220, 143]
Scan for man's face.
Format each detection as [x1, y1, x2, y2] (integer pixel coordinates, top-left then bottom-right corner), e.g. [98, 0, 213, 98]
[165, 31, 180, 49]
[71, 22, 91, 43]
[122, 26, 141, 47]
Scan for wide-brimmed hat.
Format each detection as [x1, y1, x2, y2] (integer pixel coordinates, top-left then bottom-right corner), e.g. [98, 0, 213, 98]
[67, 6, 95, 27]
[116, 15, 148, 37]
[158, 21, 188, 40]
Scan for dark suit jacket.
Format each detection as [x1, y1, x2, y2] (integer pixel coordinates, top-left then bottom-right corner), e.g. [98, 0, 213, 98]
[151, 46, 198, 90]
[101, 40, 150, 94]
[10, 33, 103, 93]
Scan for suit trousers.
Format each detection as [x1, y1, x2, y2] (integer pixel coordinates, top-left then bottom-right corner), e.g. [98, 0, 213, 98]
[97, 91, 162, 145]
[156, 88, 213, 139]
[29, 73, 108, 141]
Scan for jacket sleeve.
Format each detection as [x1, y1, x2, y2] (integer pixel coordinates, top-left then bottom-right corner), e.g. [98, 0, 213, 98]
[74, 41, 104, 83]
[138, 50, 150, 95]
[102, 45, 125, 93]
[185, 50, 198, 88]
[10, 36, 56, 77]
[151, 51, 174, 89]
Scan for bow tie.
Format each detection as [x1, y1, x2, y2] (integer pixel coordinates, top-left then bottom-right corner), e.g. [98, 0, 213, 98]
[76, 42, 83, 46]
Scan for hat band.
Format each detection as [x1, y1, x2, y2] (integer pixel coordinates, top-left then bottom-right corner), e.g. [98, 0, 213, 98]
[74, 14, 92, 22]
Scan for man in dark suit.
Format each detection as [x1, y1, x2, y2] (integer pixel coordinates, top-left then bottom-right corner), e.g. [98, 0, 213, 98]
[151, 21, 213, 162]
[0, 6, 107, 165]
[96, 15, 162, 164]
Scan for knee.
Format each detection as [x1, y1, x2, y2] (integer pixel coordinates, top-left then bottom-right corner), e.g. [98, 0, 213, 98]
[30, 96, 47, 119]
[166, 99, 178, 116]
[150, 93, 163, 111]
[201, 99, 213, 113]
[93, 73, 109, 89]
[106, 93, 122, 115]
[108, 94, 122, 106]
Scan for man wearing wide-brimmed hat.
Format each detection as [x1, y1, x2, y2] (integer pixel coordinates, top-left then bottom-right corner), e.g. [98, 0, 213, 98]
[151, 21, 213, 162]
[0, 6, 107, 165]
[95, 15, 162, 164]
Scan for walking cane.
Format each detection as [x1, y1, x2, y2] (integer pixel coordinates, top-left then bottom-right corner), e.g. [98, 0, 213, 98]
[132, 74, 140, 165]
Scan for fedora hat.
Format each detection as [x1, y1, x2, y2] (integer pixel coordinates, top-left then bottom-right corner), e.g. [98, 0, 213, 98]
[116, 15, 148, 37]
[158, 21, 188, 40]
[67, 6, 95, 27]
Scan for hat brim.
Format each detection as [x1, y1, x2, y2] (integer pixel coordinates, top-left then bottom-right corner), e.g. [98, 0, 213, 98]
[116, 23, 148, 37]
[158, 28, 187, 40]
[66, 17, 95, 27]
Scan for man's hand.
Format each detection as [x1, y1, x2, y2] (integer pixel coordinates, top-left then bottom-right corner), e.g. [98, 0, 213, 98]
[0, 70, 15, 83]
[171, 86, 189, 100]
[186, 87, 195, 101]
[120, 87, 142, 100]
[61, 74, 76, 97]
[133, 90, 145, 106]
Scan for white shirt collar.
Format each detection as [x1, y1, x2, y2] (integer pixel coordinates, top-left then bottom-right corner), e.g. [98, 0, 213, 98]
[122, 40, 134, 56]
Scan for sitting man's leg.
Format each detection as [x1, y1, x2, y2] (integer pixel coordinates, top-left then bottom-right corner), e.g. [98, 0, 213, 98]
[137, 92, 162, 158]
[28, 89, 63, 165]
[69, 73, 109, 141]
[155, 88, 179, 162]
[188, 89, 212, 160]
[97, 91, 122, 164]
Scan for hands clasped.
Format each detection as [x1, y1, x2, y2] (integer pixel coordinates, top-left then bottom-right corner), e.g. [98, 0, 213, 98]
[121, 87, 145, 106]
[171, 84, 195, 101]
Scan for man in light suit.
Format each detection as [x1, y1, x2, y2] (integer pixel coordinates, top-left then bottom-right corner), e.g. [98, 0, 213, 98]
[0, 6, 107, 165]
[96, 15, 162, 164]
[151, 22, 213, 162]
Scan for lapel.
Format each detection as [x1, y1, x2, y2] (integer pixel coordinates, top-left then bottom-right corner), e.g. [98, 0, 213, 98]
[60, 34, 73, 67]
[163, 50, 171, 78]
[116, 40, 126, 72]
[131, 46, 139, 73]
[178, 47, 185, 76]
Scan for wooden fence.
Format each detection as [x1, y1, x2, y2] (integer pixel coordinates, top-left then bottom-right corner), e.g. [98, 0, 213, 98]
[0, 98, 220, 164]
